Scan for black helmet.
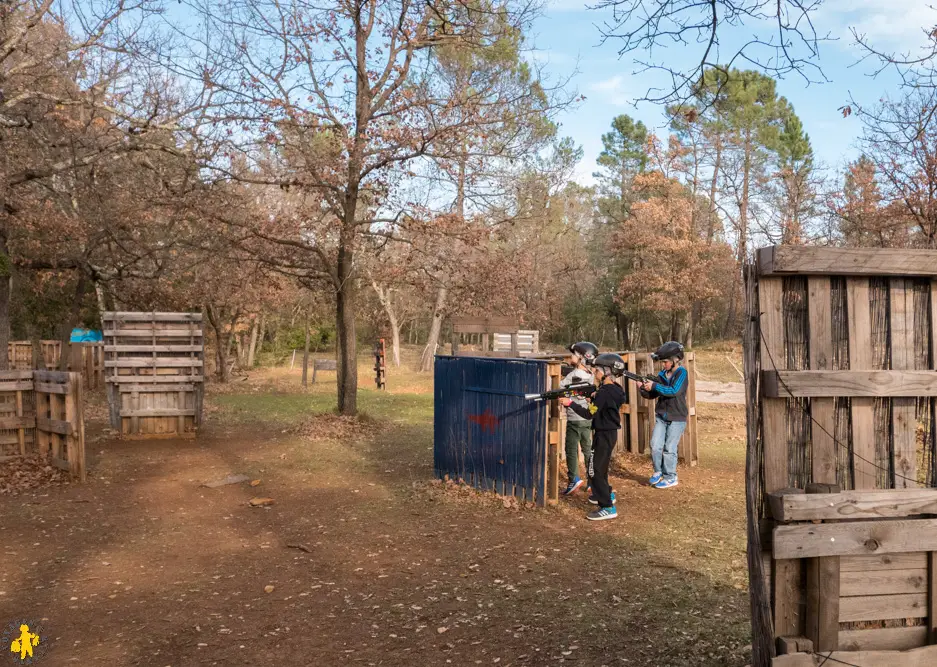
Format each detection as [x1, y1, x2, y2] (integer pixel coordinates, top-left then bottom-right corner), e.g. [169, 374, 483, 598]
[592, 352, 626, 377]
[652, 341, 684, 361]
[568, 341, 598, 364]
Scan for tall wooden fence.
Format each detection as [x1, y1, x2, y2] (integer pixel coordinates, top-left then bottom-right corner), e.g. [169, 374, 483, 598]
[0, 370, 85, 480]
[7, 341, 105, 390]
[745, 246, 937, 667]
[103, 312, 204, 439]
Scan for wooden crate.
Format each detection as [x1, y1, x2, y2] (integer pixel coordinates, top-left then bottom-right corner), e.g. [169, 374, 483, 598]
[103, 312, 204, 439]
[0, 370, 85, 480]
[7, 341, 104, 390]
[747, 246, 937, 663]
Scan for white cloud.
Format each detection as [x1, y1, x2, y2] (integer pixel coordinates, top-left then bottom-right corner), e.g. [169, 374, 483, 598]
[818, 0, 936, 51]
[588, 74, 634, 106]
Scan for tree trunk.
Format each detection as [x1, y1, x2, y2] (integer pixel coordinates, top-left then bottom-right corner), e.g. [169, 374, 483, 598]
[302, 317, 310, 388]
[58, 272, 88, 370]
[686, 306, 696, 348]
[256, 313, 266, 363]
[335, 277, 358, 415]
[421, 287, 447, 372]
[707, 138, 722, 244]
[206, 305, 232, 383]
[247, 315, 260, 369]
[371, 281, 402, 367]
[615, 311, 631, 350]
[0, 260, 9, 372]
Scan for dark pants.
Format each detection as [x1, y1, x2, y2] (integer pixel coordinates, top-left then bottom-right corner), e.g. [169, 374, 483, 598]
[589, 429, 617, 508]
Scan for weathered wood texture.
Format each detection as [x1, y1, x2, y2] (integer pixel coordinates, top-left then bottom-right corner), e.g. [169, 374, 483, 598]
[0, 370, 85, 480]
[758, 246, 937, 277]
[771, 489, 937, 521]
[8, 341, 104, 389]
[103, 312, 204, 439]
[763, 370, 937, 398]
[750, 248, 937, 664]
[772, 645, 937, 667]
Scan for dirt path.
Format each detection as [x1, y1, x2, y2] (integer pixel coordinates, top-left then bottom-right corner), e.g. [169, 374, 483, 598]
[0, 393, 751, 666]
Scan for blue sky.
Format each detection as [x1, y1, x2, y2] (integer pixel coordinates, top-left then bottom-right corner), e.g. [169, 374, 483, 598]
[531, 0, 937, 184]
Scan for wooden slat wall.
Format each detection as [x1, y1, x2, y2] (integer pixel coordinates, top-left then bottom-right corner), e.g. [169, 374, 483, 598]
[103, 312, 204, 440]
[753, 247, 937, 661]
[0, 371, 84, 480]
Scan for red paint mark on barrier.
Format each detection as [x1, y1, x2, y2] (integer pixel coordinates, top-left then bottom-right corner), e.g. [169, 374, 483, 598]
[468, 409, 499, 433]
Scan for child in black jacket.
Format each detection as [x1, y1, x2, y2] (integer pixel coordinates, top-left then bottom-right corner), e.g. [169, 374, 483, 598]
[560, 353, 626, 521]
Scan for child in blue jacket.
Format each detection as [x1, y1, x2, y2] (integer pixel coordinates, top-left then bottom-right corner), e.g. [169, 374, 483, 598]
[639, 341, 688, 489]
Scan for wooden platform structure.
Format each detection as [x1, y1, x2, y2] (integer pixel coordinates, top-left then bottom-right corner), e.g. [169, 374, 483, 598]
[7, 341, 104, 389]
[450, 317, 525, 357]
[0, 370, 86, 480]
[492, 330, 539, 355]
[103, 312, 204, 439]
[744, 246, 937, 667]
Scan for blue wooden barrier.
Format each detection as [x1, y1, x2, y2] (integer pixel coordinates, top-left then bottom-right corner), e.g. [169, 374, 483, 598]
[434, 356, 549, 505]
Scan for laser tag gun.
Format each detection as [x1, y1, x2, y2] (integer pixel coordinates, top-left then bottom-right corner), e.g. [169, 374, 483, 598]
[524, 381, 596, 402]
[620, 369, 657, 385]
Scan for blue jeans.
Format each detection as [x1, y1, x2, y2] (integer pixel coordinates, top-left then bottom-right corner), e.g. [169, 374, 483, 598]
[650, 417, 686, 481]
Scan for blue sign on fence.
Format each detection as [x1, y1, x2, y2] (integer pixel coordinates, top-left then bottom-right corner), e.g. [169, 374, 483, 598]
[70, 328, 103, 343]
[434, 356, 548, 505]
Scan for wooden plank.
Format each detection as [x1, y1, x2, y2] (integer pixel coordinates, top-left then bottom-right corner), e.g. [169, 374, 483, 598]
[774, 519, 937, 559]
[546, 363, 561, 506]
[805, 482, 840, 652]
[103, 312, 202, 322]
[118, 384, 197, 393]
[891, 279, 918, 488]
[808, 277, 836, 484]
[31, 370, 70, 383]
[841, 568, 929, 596]
[775, 558, 803, 639]
[763, 370, 937, 398]
[35, 417, 74, 436]
[0, 416, 35, 430]
[759, 277, 788, 492]
[848, 278, 877, 489]
[0, 381, 34, 392]
[121, 408, 197, 417]
[840, 593, 928, 622]
[103, 329, 203, 338]
[104, 345, 203, 353]
[131, 390, 140, 436]
[772, 489, 937, 521]
[758, 246, 937, 277]
[107, 375, 204, 384]
[928, 552, 937, 644]
[15, 389, 25, 455]
[105, 359, 203, 368]
[33, 382, 70, 395]
[35, 391, 49, 457]
[0, 369, 35, 380]
[838, 627, 928, 652]
[841, 553, 928, 572]
[772, 645, 937, 666]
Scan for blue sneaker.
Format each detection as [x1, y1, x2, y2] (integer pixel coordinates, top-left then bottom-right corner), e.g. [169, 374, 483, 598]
[588, 491, 616, 505]
[587, 506, 618, 521]
[654, 477, 678, 489]
[648, 472, 663, 486]
[562, 478, 584, 496]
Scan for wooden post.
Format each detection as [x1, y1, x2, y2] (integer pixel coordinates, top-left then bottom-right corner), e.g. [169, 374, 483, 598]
[130, 389, 140, 437]
[687, 352, 698, 466]
[759, 276, 803, 639]
[510, 332, 519, 357]
[929, 551, 937, 645]
[848, 279, 876, 489]
[804, 482, 841, 652]
[890, 279, 917, 488]
[35, 387, 50, 457]
[626, 352, 639, 455]
[15, 388, 25, 455]
[808, 277, 836, 485]
[546, 363, 561, 506]
[64, 373, 86, 481]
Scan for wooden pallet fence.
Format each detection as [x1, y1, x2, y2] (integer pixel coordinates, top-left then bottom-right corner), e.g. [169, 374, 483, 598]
[450, 316, 522, 357]
[7, 341, 104, 389]
[103, 312, 205, 439]
[0, 370, 85, 480]
[746, 246, 937, 666]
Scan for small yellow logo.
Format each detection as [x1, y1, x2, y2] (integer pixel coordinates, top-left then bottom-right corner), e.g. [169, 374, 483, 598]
[8, 624, 39, 662]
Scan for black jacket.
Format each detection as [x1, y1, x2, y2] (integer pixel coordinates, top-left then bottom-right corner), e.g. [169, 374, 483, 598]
[568, 381, 626, 431]
[639, 366, 689, 422]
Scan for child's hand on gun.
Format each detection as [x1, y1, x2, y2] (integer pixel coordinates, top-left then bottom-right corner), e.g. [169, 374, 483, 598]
[640, 380, 654, 392]
[559, 397, 572, 407]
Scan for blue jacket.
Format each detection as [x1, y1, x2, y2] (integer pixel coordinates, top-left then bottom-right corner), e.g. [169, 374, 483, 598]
[640, 366, 688, 422]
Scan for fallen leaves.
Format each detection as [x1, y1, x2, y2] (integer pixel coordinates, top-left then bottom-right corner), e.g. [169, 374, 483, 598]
[0, 455, 70, 495]
[249, 497, 274, 507]
[264, 585, 275, 593]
